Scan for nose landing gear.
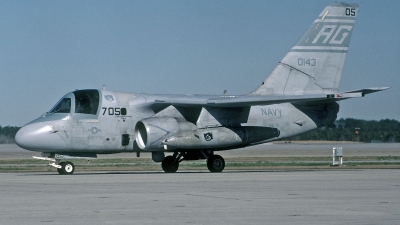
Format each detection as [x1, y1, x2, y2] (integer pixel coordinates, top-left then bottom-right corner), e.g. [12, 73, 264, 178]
[33, 155, 76, 175]
[32, 153, 84, 175]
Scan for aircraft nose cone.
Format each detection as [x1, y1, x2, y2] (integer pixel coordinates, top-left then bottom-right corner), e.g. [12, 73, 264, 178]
[15, 122, 67, 151]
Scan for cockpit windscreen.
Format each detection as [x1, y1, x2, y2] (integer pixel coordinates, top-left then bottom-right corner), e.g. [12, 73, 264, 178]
[49, 98, 71, 114]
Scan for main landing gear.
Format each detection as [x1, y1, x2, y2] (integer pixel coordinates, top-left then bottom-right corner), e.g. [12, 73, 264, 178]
[207, 155, 225, 173]
[161, 151, 225, 173]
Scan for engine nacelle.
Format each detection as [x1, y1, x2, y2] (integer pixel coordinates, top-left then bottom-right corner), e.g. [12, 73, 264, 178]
[135, 117, 196, 150]
[162, 126, 280, 149]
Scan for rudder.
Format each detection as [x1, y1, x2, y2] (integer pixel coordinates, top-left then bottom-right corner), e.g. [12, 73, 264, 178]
[252, 2, 359, 96]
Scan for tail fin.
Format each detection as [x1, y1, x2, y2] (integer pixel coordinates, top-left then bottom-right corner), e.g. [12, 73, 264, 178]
[252, 2, 359, 95]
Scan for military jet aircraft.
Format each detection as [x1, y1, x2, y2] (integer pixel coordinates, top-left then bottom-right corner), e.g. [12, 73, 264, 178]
[15, 2, 388, 174]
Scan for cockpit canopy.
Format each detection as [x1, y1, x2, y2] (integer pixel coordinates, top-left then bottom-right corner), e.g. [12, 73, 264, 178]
[74, 90, 99, 114]
[49, 90, 100, 115]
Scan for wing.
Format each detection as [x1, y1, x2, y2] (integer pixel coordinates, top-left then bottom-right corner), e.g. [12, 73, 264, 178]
[154, 87, 390, 108]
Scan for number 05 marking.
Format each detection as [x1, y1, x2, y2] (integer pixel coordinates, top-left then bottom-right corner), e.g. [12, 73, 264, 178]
[345, 8, 356, 16]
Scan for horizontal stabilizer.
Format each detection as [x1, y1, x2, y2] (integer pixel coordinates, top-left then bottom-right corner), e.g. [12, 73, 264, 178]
[340, 87, 390, 96]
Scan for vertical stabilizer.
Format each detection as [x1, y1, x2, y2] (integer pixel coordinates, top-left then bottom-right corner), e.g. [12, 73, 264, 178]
[252, 2, 359, 95]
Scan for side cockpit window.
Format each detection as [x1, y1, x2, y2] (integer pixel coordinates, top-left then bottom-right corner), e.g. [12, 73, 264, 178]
[74, 90, 100, 115]
[49, 98, 71, 113]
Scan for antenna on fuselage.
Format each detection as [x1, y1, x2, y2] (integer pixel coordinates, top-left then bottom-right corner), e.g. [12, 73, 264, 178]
[102, 85, 106, 91]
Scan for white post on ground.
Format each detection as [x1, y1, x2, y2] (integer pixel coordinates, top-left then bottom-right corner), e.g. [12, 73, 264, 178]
[332, 147, 343, 166]
[333, 148, 335, 165]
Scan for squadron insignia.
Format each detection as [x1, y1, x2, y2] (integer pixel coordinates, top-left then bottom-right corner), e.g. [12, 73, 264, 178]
[104, 95, 114, 102]
[203, 132, 213, 141]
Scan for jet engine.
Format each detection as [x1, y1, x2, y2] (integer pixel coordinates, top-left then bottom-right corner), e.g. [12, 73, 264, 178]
[135, 117, 196, 150]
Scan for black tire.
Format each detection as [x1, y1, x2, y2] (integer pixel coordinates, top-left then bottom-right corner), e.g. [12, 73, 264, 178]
[161, 156, 179, 173]
[57, 162, 66, 175]
[207, 155, 225, 173]
[58, 161, 75, 175]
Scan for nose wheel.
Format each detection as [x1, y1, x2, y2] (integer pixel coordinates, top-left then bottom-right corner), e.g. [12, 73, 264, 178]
[57, 161, 75, 175]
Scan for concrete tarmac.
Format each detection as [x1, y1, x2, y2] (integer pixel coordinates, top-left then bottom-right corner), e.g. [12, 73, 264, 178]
[1, 170, 399, 225]
[1, 142, 400, 159]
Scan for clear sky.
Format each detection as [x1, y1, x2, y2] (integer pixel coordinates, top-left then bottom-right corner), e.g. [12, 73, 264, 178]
[1, 0, 399, 126]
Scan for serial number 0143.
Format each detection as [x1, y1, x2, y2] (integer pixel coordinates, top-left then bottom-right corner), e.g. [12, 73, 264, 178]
[298, 58, 316, 66]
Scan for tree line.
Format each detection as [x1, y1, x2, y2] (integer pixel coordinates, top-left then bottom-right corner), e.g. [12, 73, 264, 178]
[290, 118, 400, 143]
[1, 118, 399, 144]
[0, 126, 20, 144]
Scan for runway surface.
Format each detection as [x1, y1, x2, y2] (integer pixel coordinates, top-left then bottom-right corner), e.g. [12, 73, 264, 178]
[1, 142, 400, 159]
[1, 170, 399, 225]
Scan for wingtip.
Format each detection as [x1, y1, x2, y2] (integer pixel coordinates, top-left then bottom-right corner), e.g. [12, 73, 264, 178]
[375, 87, 391, 91]
[366, 87, 391, 91]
